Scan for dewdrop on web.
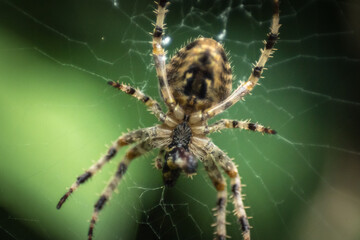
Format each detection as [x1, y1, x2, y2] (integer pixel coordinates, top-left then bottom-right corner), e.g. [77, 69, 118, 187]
[162, 36, 171, 46]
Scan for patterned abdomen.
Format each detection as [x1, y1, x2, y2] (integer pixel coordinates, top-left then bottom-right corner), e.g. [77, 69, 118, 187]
[167, 38, 232, 113]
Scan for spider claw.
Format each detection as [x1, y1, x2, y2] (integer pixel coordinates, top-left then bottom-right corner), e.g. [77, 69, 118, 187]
[56, 194, 67, 209]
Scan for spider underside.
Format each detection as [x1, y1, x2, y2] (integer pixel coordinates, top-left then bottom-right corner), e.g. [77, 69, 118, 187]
[57, 1, 280, 240]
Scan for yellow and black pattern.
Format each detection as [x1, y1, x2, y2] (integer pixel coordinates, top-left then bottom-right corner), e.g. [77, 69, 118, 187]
[167, 38, 232, 113]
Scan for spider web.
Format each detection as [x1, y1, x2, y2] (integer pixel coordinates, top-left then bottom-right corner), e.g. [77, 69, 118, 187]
[0, 0, 359, 240]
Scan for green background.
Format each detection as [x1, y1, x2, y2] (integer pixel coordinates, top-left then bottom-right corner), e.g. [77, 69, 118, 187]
[0, 0, 359, 240]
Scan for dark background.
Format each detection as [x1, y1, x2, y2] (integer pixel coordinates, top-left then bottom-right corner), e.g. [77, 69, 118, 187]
[0, 0, 359, 240]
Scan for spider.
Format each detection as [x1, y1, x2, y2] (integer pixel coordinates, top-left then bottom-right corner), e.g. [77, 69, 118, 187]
[57, 0, 280, 239]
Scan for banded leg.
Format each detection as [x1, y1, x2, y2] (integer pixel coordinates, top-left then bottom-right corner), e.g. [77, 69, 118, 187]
[206, 142, 251, 240]
[56, 128, 154, 209]
[88, 141, 153, 240]
[203, 155, 228, 240]
[153, 148, 165, 169]
[189, 0, 280, 124]
[208, 119, 276, 135]
[152, 0, 178, 110]
[108, 81, 166, 122]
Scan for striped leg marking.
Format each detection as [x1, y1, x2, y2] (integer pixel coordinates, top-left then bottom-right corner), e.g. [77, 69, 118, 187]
[108, 81, 166, 122]
[231, 175, 251, 240]
[88, 141, 152, 240]
[208, 119, 276, 135]
[152, 0, 178, 110]
[203, 156, 228, 240]
[189, 0, 280, 123]
[206, 142, 251, 240]
[56, 128, 152, 209]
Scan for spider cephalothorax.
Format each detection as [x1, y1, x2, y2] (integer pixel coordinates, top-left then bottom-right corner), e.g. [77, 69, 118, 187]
[57, 1, 280, 239]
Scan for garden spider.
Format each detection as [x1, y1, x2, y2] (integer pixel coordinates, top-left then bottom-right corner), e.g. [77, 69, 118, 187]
[57, 0, 280, 239]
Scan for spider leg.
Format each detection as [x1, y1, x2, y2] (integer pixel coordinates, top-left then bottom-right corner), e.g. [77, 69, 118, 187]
[152, 0, 184, 117]
[192, 119, 276, 136]
[56, 127, 157, 209]
[203, 154, 228, 240]
[208, 119, 276, 135]
[88, 141, 153, 240]
[190, 137, 250, 239]
[189, 0, 280, 124]
[191, 141, 250, 240]
[153, 148, 165, 170]
[203, 141, 251, 240]
[108, 81, 166, 122]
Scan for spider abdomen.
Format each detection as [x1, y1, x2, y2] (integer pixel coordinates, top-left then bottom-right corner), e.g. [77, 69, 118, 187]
[167, 38, 232, 113]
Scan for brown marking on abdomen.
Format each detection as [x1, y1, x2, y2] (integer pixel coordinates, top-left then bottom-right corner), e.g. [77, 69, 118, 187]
[167, 38, 232, 113]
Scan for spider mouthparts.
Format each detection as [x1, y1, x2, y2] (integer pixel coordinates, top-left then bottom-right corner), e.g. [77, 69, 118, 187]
[172, 146, 198, 174]
[182, 153, 198, 174]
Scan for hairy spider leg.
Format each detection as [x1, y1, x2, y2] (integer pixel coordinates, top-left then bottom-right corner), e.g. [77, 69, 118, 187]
[189, 0, 280, 124]
[88, 141, 153, 240]
[209, 119, 276, 135]
[203, 156, 228, 240]
[206, 142, 251, 240]
[152, 0, 176, 109]
[108, 81, 166, 122]
[192, 119, 277, 136]
[56, 128, 154, 209]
